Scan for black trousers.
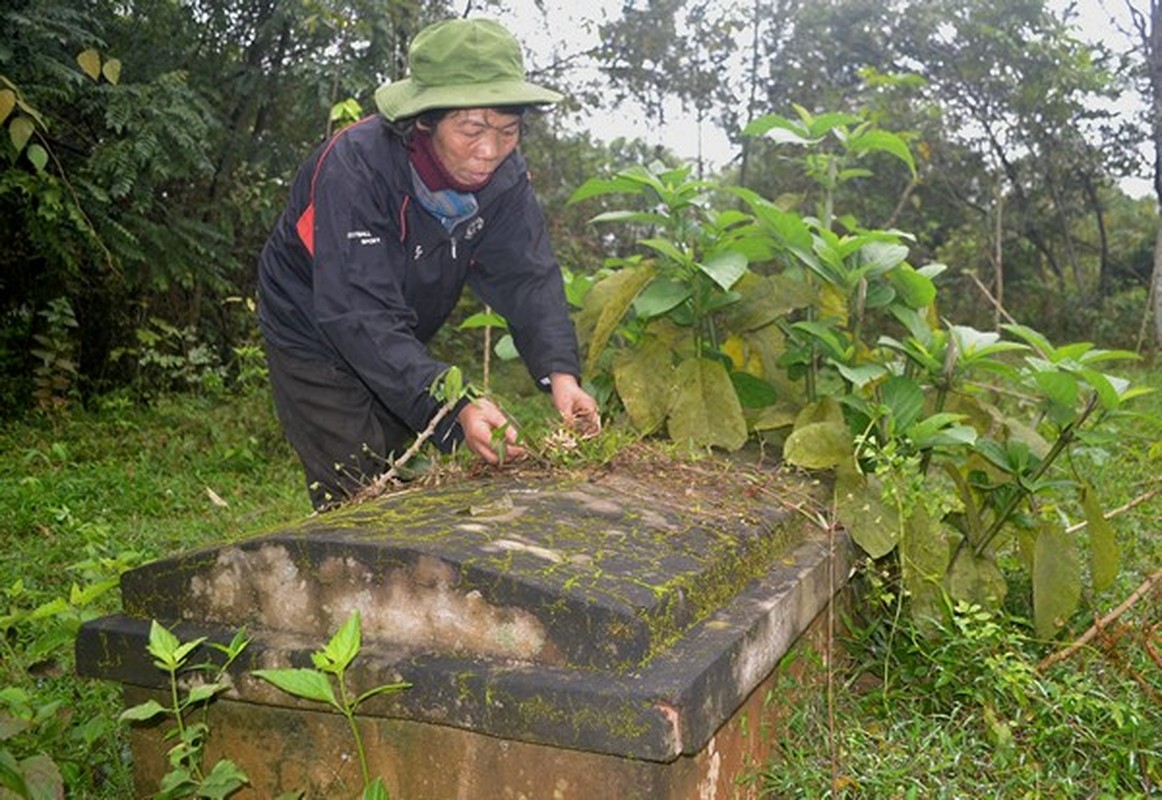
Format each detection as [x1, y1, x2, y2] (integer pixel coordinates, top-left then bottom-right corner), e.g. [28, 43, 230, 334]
[264, 343, 414, 510]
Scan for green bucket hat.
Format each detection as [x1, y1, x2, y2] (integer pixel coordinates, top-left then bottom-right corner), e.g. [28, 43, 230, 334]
[375, 18, 563, 122]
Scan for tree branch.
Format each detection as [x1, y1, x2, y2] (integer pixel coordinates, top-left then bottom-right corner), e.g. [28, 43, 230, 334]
[1065, 483, 1162, 534]
[1037, 565, 1162, 671]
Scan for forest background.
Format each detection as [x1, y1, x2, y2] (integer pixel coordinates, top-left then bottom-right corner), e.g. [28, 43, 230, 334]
[2, 0, 1162, 414]
[3, 1, 1162, 797]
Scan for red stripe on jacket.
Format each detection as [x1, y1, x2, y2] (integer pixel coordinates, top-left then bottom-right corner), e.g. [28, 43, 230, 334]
[295, 116, 379, 257]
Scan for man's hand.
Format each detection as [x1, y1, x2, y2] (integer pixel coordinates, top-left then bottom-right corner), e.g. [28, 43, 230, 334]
[458, 397, 524, 464]
[549, 373, 601, 437]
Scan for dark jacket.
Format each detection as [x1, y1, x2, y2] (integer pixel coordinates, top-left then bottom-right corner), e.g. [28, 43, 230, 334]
[257, 115, 581, 443]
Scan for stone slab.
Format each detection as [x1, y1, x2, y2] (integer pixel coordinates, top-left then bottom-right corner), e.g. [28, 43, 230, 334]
[77, 471, 849, 763]
[119, 601, 840, 800]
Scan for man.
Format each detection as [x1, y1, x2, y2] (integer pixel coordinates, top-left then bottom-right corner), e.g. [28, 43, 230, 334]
[257, 17, 599, 510]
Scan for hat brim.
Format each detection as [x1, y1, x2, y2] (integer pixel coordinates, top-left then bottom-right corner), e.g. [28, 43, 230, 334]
[375, 78, 563, 122]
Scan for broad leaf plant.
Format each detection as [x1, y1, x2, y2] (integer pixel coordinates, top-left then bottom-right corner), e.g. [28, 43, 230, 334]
[568, 105, 1148, 637]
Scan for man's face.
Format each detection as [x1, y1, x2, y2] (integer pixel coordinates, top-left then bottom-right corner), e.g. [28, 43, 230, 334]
[428, 108, 522, 188]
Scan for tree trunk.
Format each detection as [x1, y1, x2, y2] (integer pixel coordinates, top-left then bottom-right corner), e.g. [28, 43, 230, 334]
[1082, 175, 1112, 299]
[1153, 224, 1162, 348]
[1130, 0, 1162, 346]
[993, 181, 1004, 331]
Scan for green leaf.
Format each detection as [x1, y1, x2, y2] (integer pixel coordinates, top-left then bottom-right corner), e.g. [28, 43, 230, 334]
[354, 681, 412, 707]
[697, 251, 748, 292]
[741, 196, 814, 252]
[102, 58, 122, 85]
[158, 766, 197, 794]
[493, 333, 518, 361]
[1001, 323, 1055, 358]
[1080, 483, 1119, 593]
[910, 421, 977, 449]
[1032, 524, 1081, 639]
[951, 325, 1026, 359]
[1033, 370, 1079, 411]
[862, 279, 896, 309]
[794, 396, 846, 428]
[562, 268, 593, 308]
[199, 759, 249, 799]
[881, 376, 925, 433]
[743, 112, 816, 143]
[252, 668, 338, 707]
[171, 637, 207, 668]
[947, 549, 1007, 607]
[783, 421, 853, 470]
[578, 265, 657, 377]
[703, 289, 743, 314]
[0, 716, 30, 741]
[640, 237, 689, 264]
[587, 210, 669, 226]
[748, 403, 798, 431]
[69, 577, 118, 606]
[0, 90, 15, 125]
[888, 263, 937, 309]
[567, 174, 651, 204]
[459, 311, 508, 330]
[363, 777, 390, 800]
[8, 115, 34, 153]
[320, 610, 362, 672]
[186, 682, 225, 705]
[14, 753, 62, 800]
[119, 699, 168, 722]
[146, 620, 183, 669]
[0, 750, 29, 796]
[791, 320, 849, 361]
[900, 505, 954, 624]
[834, 471, 900, 559]
[727, 273, 814, 331]
[729, 371, 778, 409]
[434, 366, 463, 403]
[76, 48, 101, 81]
[633, 278, 689, 319]
[858, 241, 909, 276]
[1003, 418, 1051, 460]
[805, 110, 864, 139]
[1078, 368, 1120, 410]
[613, 337, 674, 436]
[666, 358, 747, 451]
[27, 597, 68, 621]
[846, 128, 917, 176]
[836, 362, 888, 388]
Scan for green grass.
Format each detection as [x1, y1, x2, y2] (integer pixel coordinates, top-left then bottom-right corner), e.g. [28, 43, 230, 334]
[1, 388, 305, 798]
[758, 366, 1162, 798]
[1, 367, 1159, 798]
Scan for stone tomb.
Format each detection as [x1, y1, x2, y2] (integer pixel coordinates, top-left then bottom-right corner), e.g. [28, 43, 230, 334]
[76, 471, 849, 799]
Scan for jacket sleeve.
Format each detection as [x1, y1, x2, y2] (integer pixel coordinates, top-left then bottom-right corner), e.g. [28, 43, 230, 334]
[309, 139, 461, 447]
[466, 173, 581, 386]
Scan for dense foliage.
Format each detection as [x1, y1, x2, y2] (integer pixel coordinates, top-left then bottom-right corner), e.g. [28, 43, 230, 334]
[1, 0, 1159, 796]
[0, 0, 1157, 418]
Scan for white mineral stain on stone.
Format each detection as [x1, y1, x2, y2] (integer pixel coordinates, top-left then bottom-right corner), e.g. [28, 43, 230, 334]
[697, 736, 721, 800]
[185, 546, 554, 663]
[484, 537, 565, 564]
[733, 608, 794, 695]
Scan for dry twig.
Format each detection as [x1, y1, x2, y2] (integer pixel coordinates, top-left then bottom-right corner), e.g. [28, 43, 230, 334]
[1065, 483, 1162, 534]
[1037, 565, 1162, 672]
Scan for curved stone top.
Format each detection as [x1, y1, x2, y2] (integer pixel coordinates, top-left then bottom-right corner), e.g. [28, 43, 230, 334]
[78, 468, 848, 761]
[119, 476, 806, 671]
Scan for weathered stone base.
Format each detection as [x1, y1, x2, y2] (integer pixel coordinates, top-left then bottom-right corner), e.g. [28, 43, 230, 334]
[125, 605, 837, 800]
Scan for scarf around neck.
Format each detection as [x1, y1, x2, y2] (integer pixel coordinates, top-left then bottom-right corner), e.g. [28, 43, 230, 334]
[407, 128, 487, 232]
